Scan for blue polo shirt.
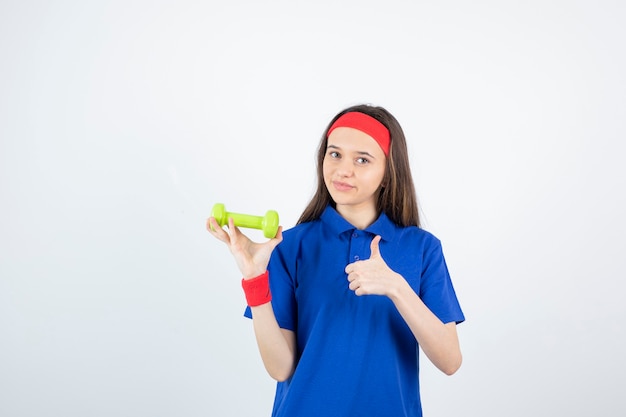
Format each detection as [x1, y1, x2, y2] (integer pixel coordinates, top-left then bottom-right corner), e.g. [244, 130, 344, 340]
[245, 206, 464, 417]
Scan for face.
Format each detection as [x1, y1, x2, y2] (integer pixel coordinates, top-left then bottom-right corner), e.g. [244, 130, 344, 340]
[323, 127, 387, 215]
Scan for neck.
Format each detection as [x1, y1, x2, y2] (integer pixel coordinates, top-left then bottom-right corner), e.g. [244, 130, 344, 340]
[335, 204, 378, 230]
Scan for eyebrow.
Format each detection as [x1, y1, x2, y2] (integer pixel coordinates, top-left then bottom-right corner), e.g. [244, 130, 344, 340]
[326, 144, 377, 159]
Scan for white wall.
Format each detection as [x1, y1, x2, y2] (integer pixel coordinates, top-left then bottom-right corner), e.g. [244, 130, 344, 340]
[1, 1, 625, 416]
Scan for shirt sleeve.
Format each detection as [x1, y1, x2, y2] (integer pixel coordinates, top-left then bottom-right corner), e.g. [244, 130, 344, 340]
[419, 237, 465, 325]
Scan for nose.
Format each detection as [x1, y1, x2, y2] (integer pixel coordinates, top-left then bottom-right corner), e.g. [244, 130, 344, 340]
[336, 158, 354, 178]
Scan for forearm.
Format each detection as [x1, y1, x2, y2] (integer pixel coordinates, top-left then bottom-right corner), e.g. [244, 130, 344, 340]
[250, 302, 296, 382]
[388, 276, 462, 375]
[206, 217, 294, 378]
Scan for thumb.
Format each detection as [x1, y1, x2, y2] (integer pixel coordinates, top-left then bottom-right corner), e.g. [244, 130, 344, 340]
[369, 235, 382, 259]
[267, 226, 284, 250]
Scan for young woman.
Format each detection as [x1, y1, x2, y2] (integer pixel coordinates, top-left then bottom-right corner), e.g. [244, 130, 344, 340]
[207, 104, 465, 417]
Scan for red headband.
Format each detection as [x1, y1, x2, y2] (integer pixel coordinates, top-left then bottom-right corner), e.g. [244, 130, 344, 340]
[327, 112, 391, 156]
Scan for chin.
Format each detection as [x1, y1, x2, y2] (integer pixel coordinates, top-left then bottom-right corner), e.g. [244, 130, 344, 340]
[329, 195, 352, 206]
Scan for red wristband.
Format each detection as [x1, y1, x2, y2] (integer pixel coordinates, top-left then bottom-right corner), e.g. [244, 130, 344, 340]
[241, 271, 272, 307]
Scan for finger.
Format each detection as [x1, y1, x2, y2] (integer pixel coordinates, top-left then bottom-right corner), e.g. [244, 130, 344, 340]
[206, 216, 221, 233]
[224, 217, 247, 249]
[268, 226, 284, 248]
[369, 235, 382, 259]
[227, 217, 243, 238]
[206, 217, 231, 244]
[261, 229, 284, 256]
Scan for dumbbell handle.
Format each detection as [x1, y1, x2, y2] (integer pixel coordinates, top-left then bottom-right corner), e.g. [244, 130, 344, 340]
[223, 211, 264, 230]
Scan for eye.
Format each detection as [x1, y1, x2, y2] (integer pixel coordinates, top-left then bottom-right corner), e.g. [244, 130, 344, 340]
[356, 157, 370, 165]
[328, 151, 340, 159]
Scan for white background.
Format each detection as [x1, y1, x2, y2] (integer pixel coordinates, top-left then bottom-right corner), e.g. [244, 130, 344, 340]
[1, 1, 625, 416]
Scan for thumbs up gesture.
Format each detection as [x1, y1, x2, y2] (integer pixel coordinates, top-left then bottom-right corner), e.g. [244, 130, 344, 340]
[345, 235, 402, 297]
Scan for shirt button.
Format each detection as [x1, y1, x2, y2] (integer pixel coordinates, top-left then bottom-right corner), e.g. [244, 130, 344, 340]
[354, 255, 360, 261]
[352, 232, 358, 238]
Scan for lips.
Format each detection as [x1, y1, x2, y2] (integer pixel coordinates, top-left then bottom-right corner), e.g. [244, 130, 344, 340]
[332, 180, 354, 192]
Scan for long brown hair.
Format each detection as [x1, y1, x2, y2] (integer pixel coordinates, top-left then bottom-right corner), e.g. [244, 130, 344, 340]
[297, 104, 420, 228]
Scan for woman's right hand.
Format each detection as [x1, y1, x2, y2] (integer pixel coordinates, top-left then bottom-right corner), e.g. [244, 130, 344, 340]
[206, 217, 283, 279]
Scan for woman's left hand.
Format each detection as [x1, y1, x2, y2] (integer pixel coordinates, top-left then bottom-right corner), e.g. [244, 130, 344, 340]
[345, 235, 402, 297]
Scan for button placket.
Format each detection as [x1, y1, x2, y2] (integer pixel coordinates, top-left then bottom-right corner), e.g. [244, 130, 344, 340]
[348, 230, 368, 264]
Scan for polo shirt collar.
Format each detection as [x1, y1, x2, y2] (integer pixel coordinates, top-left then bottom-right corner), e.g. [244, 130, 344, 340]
[320, 205, 397, 241]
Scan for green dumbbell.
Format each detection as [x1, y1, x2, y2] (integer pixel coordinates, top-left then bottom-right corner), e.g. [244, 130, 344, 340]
[210, 203, 279, 238]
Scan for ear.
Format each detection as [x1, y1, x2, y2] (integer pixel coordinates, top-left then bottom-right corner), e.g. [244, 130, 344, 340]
[381, 167, 392, 188]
